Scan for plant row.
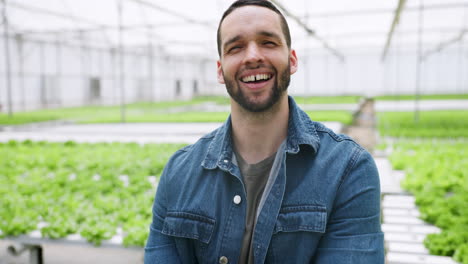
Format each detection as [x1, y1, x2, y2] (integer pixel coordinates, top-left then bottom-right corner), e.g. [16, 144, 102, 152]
[378, 111, 468, 138]
[389, 140, 468, 264]
[1, 100, 352, 125]
[0, 140, 185, 247]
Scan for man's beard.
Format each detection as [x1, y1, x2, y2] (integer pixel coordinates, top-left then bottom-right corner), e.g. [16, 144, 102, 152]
[224, 63, 290, 113]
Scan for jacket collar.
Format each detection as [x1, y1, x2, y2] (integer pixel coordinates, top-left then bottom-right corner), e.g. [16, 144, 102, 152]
[202, 96, 320, 170]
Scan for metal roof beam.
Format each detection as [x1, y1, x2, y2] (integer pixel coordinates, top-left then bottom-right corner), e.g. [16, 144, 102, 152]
[270, 0, 345, 62]
[126, 0, 214, 29]
[381, 0, 407, 61]
[17, 22, 192, 35]
[300, 2, 467, 19]
[8, 2, 106, 28]
[294, 27, 467, 40]
[422, 28, 468, 60]
[8, 2, 114, 44]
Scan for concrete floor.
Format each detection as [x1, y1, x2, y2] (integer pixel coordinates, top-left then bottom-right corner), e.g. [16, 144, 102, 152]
[0, 122, 343, 144]
[0, 240, 143, 264]
[374, 99, 468, 111]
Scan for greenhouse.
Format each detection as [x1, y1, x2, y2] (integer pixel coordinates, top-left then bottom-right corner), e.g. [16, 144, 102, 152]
[1, 0, 467, 263]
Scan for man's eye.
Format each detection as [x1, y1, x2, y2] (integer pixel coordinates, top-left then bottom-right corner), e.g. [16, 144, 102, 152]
[227, 46, 241, 53]
[228, 46, 241, 53]
[263, 41, 277, 46]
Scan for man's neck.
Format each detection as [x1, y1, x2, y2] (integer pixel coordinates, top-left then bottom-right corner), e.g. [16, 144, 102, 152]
[231, 95, 289, 164]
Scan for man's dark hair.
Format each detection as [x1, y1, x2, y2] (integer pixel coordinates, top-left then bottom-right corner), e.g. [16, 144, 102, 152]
[216, 0, 291, 56]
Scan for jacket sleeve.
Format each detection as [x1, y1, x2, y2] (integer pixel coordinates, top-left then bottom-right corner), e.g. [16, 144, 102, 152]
[313, 148, 384, 263]
[144, 165, 182, 264]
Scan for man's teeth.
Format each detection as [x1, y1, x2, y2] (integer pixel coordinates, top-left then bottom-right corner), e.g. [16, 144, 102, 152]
[242, 74, 271, 83]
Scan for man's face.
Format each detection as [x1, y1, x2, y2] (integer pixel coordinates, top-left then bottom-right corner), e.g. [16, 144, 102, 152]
[217, 6, 298, 112]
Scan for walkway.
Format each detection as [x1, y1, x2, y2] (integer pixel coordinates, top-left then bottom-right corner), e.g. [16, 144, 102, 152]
[382, 194, 458, 264]
[164, 99, 468, 112]
[0, 122, 344, 144]
[374, 99, 468, 111]
[377, 155, 458, 264]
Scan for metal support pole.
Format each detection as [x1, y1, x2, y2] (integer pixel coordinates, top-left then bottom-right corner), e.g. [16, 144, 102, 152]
[465, 6, 468, 94]
[40, 42, 46, 107]
[80, 30, 86, 105]
[460, 6, 467, 94]
[56, 33, 61, 107]
[324, 51, 329, 95]
[464, 34, 467, 94]
[118, 0, 126, 122]
[2, 0, 13, 116]
[382, 47, 389, 97]
[110, 47, 117, 104]
[457, 36, 462, 94]
[382, 0, 407, 61]
[98, 44, 103, 105]
[304, 0, 310, 101]
[414, 0, 424, 123]
[395, 32, 400, 97]
[29, 245, 43, 264]
[147, 25, 154, 102]
[15, 34, 25, 111]
[7, 243, 43, 264]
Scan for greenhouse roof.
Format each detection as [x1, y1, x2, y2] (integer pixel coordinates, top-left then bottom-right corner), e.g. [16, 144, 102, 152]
[3, 0, 468, 59]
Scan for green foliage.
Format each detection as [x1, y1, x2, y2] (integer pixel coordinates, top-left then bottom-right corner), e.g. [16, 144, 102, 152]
[83, 111, 231, 123]
[375, 94, 468, 101]
[0, 98, 220, 125]
[378, 111, 468, 138]
[0, 113, 62, 125]
[1, 96, 358, 125]
[455, 243, 468, 264]
[1, 108, 352, 125]
[375, 142, 388, 150]
[425, 230, 468, 257]
[0, 140, 185, 246]
[389, 140, 468, 262]
[294, 95, 363, 104]
[306, 111, 353, 125]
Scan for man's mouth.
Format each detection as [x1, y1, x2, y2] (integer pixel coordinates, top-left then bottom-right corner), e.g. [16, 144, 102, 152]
[240, 73, 273, 83]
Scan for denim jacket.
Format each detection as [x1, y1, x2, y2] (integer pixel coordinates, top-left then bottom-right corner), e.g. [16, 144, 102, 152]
[145, 97, 384, 264]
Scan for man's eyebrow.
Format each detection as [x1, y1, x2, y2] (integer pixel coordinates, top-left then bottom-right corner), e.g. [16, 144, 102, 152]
[258, 31, 281, 40]
[223, 35, 242, 51]
[222, 31, 282, 52]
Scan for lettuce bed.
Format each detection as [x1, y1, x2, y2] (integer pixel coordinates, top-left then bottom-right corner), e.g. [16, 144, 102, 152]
[389, 141, 468, 263]
[1, 107, 352, 126]
[0, 140, 185, 246]
[378, 111, 468, 138]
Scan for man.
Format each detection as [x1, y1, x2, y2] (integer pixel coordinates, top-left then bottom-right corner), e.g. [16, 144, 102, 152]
[144, 0, 384, 263]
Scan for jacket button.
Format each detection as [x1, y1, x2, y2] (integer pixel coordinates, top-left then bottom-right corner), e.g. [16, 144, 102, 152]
[219, 256, 228, 264]
[233, 195, 241, 205]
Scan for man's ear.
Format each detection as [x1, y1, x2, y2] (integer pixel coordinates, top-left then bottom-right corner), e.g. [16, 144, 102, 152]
[289, 49, 298, 75]
[217, 61, 225, 84]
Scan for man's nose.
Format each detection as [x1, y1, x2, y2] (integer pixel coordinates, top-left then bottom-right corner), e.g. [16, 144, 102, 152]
[243, 43, 264, 65]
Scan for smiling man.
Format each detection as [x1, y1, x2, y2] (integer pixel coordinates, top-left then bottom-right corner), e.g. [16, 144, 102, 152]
[144, 1, 384, 263]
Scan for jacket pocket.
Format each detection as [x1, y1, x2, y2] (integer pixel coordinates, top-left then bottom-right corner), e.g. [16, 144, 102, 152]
[161, 211, 215, 244]
[273, 205, 327, 234]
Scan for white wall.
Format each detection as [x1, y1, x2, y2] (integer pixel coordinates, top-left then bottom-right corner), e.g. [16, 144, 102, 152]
[289, 44, 468, 97]
[1, 34, 467, 114]
[0, 35, 214, 112]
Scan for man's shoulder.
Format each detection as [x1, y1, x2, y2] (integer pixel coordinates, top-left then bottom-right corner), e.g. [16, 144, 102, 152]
[290, 98, 362, 153]
[311, 121, 376, 178]
[313, 121, 361, 148]
[310, 121, 371, 162]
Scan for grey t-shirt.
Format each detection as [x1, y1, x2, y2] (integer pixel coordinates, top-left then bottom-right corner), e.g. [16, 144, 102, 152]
[235, 151, 276, 264]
